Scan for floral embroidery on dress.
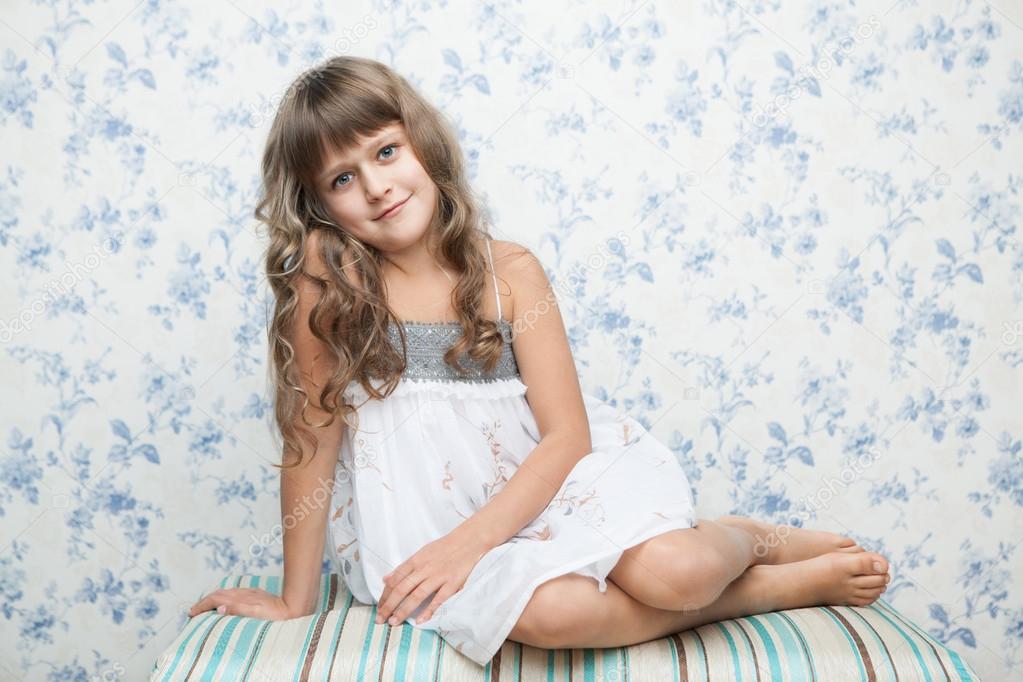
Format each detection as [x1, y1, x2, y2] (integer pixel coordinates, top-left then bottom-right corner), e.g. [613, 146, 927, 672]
[480, 419, 511, 503]
[618, 415, 641, 447]
[549, 479, 607, 526]
[441, 460, 454, 490]
[518, 521, 552, 541]
[345, 435, 393, 492]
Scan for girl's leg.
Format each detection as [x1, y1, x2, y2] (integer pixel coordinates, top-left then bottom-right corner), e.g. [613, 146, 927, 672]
[607, 516, 868, 613]
[510, 550, 890, 650]
[605, 518, 766, 612]
[715, 515, 864, 564]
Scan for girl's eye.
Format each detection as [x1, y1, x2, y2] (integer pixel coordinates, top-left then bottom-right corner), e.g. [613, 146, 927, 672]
[331, 144, 398, 190]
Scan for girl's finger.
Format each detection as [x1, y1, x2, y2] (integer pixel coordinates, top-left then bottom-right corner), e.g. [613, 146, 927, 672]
[416, 583, 454, 624]
[188, 598, 211, 617]
[392, 580, 441, 626]
[377, 572, 420, 624]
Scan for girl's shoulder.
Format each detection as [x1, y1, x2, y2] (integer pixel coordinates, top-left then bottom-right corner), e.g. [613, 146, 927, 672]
[489, 238, 535, 275]
[489, 239, 553, 325]
[490, 239, 548, 286]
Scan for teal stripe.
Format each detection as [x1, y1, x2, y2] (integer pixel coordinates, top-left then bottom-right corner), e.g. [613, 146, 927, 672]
[411, 624, 439, 682]
[159, 571, 243, 681]
[713, 622, 743, 680]
[582, 648, 594, 681]
[515, 642, 522, 678]
[744, 615, 783, 679]
[692, 631, 709, 682]
[881, 600, 976, 681]
[778, 612, 817, 680]
[240, 621, 273, 681]
[198, 615, 243, 682]
[321, 593, 354, 681]
[215, 619, 264, 681]
[393, 618, 414, 679]
[877, 599, 968, 680]
[546, 649, 555, 682]
[846, 606, 898, 681]
[356, 615, 376, 679]
[870, 600, 934, 681]
[600, 648, 619, 682]
[665, 637, 681, 681]
[820, 607, 868, 682]
[319, 574, 332, 611]
[158, 614, 222, 682]
[290, 611, 320, 681]
[763, 611, 811, 678]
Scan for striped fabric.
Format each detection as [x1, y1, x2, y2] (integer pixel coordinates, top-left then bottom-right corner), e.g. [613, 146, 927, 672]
[151, 574, 980, 681]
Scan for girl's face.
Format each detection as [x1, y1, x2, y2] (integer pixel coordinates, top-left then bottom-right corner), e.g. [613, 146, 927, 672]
[315, 121, 438, 256]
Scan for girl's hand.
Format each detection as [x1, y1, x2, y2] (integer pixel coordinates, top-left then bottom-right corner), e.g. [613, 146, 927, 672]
[375, 531, 489, 626]
[188, 587, 294, 620]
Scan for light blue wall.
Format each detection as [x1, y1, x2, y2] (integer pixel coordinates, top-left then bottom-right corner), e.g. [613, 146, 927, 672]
[1, 0, 1020, 679]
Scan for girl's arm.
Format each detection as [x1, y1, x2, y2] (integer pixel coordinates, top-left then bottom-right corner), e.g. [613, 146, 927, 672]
[456, 243, 593, 552]
[280, 233, 346, 617]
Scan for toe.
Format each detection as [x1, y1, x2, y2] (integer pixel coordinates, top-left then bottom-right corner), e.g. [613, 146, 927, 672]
[836, 542, 865, 554]
[862, 552, 888, 575]
[852, 574, 887, 589]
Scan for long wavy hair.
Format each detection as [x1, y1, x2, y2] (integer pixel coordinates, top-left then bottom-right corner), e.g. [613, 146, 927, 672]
[256, 56, 507, 469]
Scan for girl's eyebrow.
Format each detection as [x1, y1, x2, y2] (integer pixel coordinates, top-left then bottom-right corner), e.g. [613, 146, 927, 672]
[320, 129, 400, 181]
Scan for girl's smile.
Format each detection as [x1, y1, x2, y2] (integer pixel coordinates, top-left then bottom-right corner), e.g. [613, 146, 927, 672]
[375, 193, 412, 221]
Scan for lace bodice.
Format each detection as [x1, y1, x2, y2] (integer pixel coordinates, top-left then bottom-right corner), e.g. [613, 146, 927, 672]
[386, 318, 519, 383]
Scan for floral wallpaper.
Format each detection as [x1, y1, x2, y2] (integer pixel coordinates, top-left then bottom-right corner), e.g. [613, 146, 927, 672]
[1, 0, 1021, 679]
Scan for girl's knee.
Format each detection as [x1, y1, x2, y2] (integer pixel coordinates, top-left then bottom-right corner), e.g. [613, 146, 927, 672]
[509, 574, 606, 648]
[624, 538, 734, 611]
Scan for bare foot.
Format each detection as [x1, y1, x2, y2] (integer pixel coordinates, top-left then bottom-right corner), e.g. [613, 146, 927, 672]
[717, 515, 863, 565]
[744, 551, 891, 611]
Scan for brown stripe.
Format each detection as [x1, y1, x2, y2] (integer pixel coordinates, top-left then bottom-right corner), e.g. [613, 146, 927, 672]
[298, 611, 330, 682]
[670, 633, 688, 679]
[325, 593, 353, 681]
[853, 609, 899, 681]
[879, 601, 950, 680]
[491, 644, 502, 682]
[376, 621, 393, 681]
[297, 575, 338, 681]
[432, 632, 444, 680]
[825, 606, 876, 682]
[324, 574, 338, 610]
[693, 630, 711, 682]
[182, 616, 224, 680]
[732, 620, 762, 681]
[240, 621, 273, 681]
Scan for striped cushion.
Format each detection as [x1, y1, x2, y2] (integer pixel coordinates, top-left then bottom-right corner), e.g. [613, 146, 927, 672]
[150, 574, 980, 681]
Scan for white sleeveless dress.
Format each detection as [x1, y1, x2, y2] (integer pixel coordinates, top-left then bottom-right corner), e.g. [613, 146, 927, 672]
[326, 239, 698, 666]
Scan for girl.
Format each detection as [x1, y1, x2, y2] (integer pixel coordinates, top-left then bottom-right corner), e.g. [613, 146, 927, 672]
[188, 56, 891, 666]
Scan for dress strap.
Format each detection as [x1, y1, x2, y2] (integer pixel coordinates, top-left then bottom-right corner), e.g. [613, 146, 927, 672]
[485, 238, 503, 322]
